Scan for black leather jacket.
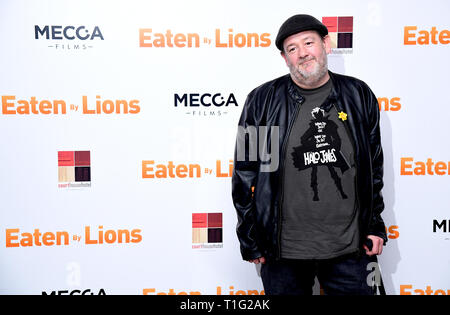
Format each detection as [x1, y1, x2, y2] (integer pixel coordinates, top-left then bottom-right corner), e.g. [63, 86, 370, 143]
[232, 71, 387, 261]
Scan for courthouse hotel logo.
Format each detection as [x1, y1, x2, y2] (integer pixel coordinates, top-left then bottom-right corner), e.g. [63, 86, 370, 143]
[58, 151, 91, 188]
[34, 25, 104, 50]
[322, 16, 353, 54]
[192, 213, 223, 249]
[139, 28, 271, 48]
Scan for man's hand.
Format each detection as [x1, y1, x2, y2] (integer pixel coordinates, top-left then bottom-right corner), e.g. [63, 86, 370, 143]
[364, 235, 384, 256]
[248, 257, 266, 264]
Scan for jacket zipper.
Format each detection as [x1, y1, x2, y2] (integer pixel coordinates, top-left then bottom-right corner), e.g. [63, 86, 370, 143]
[276, 98, 304, 260]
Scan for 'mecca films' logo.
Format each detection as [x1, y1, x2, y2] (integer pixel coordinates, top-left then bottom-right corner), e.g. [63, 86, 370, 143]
[174, 92, 239, 118]
[433, 219, 450, 241]
[42, 288, 106, 295]
[34, 25, 104, 50]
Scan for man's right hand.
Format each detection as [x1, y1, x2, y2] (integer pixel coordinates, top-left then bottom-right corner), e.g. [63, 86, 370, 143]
[248, 257, 266, 264]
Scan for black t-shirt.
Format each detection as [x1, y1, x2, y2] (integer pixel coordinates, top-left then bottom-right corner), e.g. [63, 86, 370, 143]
[281, 78, 360, 259]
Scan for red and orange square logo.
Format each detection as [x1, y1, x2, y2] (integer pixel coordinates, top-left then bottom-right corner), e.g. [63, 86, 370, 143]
[192, 213, 223, 245]
[58, 151, 91, 187]
[322, 16, 353, 50]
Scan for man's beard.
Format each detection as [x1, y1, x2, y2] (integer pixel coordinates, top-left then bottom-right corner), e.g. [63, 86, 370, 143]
[289, 51, 328, 88]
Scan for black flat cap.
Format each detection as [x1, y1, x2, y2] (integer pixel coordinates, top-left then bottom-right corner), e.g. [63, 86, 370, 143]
[275, 14, 328, 51]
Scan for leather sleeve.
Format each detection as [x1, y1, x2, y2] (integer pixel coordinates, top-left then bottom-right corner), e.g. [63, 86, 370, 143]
[231, 91, 264, 260]
[365, 85, 388, 244]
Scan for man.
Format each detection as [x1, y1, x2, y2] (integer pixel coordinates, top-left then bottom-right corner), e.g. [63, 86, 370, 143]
[232, 14, 387, 295]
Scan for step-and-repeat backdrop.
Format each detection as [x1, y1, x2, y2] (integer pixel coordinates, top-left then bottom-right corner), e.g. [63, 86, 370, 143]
[1, 0, 449, 295]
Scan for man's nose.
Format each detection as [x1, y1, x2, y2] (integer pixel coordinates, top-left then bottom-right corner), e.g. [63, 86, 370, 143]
[297, 46, 309, 58]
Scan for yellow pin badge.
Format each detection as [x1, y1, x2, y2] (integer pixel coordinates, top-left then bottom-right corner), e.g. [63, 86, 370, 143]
[338, 111, 348, 121]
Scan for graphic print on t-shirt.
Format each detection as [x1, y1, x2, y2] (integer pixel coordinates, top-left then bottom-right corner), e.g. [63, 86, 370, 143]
[292, 107, 350, 201]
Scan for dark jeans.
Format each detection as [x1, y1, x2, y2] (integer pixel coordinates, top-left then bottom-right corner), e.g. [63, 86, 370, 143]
[261, 252, 378, 295]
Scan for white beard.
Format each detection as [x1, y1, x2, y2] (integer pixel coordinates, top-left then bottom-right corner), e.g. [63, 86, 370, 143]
[289, 51, 329, 88]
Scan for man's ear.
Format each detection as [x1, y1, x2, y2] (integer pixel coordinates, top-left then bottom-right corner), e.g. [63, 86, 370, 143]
[280, 50, 288, 65]
[323, 35, 332, 54]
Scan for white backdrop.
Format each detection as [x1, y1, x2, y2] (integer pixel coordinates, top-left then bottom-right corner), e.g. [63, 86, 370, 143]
[1, 0, 449, 295]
